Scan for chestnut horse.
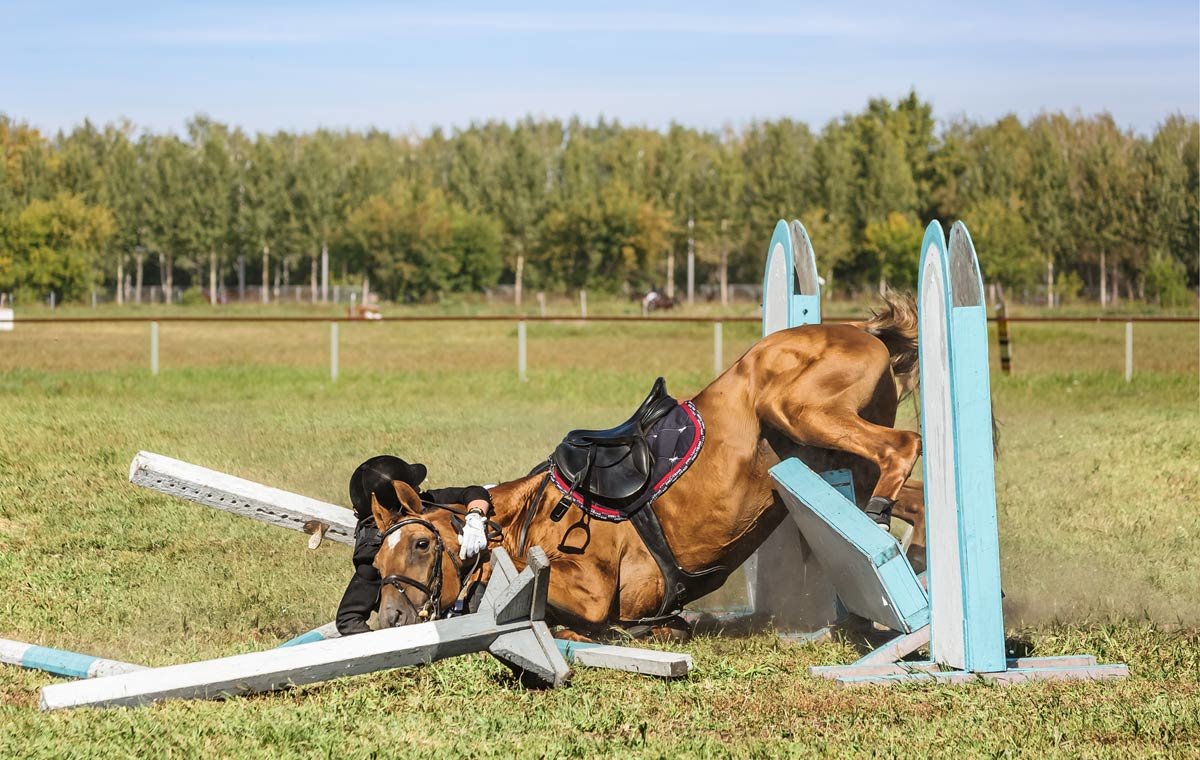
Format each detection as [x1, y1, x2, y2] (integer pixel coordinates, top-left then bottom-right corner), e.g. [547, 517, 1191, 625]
[369, 298, 924, 637]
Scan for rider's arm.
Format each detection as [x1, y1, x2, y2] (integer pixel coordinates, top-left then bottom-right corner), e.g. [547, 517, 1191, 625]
[423, 485, 492, 515]
[335, 564, 381, 636]
[335, 519, 384, 636]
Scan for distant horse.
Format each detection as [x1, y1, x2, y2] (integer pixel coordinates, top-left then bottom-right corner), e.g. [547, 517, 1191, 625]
[369, 297, 923, 638]
[642, 291, 676, 312]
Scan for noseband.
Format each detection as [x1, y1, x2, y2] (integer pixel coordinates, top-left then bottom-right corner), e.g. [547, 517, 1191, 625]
[378, 517, 446, 621]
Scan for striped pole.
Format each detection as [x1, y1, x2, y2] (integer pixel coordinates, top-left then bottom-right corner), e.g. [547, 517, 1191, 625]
[277, 621, 341, 648]
[0, 638, 143, 679]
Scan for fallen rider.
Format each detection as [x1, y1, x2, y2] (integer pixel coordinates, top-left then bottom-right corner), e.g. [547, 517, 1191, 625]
[335, 455, 492, 635]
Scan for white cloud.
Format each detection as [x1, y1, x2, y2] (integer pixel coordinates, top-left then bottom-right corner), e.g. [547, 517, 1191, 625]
[127, 7, 1198, 49]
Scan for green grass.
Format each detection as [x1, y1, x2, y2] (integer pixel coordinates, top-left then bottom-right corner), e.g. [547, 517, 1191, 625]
[1, 314, 1198, 758]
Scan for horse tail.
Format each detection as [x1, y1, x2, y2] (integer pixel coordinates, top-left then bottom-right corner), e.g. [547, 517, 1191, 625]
[861, 290, 920, 400]
[859, 291, 1001, 455]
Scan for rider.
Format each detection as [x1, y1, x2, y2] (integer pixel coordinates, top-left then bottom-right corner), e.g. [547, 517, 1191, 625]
[335, 454, 492, 636]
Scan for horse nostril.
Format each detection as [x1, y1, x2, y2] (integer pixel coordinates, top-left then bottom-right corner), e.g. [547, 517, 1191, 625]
[381, 608, 400, 629]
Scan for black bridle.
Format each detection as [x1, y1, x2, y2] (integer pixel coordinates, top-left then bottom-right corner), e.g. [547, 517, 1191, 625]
[376, 502, 505, 621]
[378, 517, 447, 621]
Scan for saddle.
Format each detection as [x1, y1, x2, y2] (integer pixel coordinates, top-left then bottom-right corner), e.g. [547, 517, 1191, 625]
[550, 377, 677, 515]
[545, 378, 729, 620]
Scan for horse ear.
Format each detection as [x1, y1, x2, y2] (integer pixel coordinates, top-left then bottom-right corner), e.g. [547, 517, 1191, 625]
[391, 481, 423, 516]
[371, 493, 398, 533]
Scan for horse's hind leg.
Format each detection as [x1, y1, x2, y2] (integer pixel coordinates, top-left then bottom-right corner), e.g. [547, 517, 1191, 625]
[758, 376, 921, 527]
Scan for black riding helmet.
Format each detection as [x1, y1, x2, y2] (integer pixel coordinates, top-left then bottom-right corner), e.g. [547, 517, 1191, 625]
[349, 455, 427, 519]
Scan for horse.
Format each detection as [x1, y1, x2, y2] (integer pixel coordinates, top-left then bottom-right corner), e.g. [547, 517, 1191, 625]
[368, 297, 924, 638]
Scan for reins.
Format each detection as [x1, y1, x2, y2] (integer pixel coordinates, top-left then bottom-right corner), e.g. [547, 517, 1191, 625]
[517, 466, 553, 559]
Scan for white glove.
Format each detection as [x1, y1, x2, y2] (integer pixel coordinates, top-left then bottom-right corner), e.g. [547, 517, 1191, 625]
[459, 511, 488, 560]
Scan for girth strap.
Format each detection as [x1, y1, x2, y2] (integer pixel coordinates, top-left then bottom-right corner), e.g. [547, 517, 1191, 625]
[628, 503, 729, 619]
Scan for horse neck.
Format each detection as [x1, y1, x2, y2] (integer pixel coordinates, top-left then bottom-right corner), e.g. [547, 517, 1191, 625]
[485, 474, 546, 559]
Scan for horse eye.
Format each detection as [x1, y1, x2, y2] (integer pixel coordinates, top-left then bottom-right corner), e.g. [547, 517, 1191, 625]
[416, 539, 430, 550]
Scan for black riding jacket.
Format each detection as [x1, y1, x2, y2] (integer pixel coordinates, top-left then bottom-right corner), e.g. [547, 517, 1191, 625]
[335, 484, 491, 636]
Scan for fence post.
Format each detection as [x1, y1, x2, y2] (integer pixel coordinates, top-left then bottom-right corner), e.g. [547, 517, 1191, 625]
[996, 301, 1012, 375]
[330, 322, 339, 382]
[518, 322, 528, 382]
[150, 322, 159, 376]
[537, 292, 546, 318]
[580, 290, 587, 319]
[713, 322, 723, 377]
[1125, 321, 1133, 383]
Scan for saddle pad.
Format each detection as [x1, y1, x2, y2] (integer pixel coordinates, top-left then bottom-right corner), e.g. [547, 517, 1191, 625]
[550, 401, 705, 522]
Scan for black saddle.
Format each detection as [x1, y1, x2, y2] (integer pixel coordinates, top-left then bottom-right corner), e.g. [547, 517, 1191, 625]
[551, 377, 677, 511]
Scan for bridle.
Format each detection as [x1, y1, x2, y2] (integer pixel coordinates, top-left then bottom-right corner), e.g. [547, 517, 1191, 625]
[378, 517, 447, 621]
[376, 502, 505, 621]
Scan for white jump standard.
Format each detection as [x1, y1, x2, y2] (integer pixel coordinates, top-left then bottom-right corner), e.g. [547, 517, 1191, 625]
[40, 547, 570, 710]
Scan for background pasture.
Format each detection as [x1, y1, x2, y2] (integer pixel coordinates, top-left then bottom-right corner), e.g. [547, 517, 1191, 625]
[0, 307, 1197, 756]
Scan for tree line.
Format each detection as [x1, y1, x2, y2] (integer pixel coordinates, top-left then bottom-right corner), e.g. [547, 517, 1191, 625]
[1, 93, 1196, 308]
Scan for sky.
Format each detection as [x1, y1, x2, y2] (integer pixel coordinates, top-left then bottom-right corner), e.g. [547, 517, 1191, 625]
[4, 0, 1198, 136]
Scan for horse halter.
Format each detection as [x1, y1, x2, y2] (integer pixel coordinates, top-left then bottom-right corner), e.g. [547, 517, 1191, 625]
[378, 517, 446, 621]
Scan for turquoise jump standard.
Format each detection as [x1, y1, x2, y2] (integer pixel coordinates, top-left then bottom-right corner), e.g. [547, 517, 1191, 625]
[773, 219, 1128, 686]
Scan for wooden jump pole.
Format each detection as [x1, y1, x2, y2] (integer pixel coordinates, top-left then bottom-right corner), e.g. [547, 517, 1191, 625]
[39, 548, 570, 710]
[128, 451, 357, 546]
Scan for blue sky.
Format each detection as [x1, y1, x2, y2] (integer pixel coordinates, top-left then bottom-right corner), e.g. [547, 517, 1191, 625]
[4, 1, 1198, 136]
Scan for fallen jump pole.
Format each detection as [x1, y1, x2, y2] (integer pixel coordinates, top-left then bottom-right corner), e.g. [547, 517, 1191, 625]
[280, 623, 692, 679]
[40, 548, 570, 710]
[129, 451, 357, 546]
[129, 452, 692, 679]
[0, 639, 144, 679]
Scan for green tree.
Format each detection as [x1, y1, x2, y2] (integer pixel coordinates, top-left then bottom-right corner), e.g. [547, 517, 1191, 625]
[861, 212, 923, 290]
[1, 192, 113, 299]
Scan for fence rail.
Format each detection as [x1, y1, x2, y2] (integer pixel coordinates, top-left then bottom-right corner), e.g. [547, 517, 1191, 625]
[7, 315, 1197, 325]
[2, 314, 1194, 384]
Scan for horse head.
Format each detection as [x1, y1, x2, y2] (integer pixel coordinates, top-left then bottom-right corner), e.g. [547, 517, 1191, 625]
[370, 481, 463, 628]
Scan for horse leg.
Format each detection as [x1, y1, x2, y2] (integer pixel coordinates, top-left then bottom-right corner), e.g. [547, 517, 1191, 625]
[891, 480, 927, 572]
[759, 402, 921, 527]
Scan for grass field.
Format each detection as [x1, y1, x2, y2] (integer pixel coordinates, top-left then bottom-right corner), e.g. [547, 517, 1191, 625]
[1, 303, 1198, 757]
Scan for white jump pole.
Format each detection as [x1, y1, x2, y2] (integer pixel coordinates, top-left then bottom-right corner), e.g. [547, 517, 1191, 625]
[150, 322, 159, 376]
[579, 290, 587, 319]
[128, 451, 358, 545]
